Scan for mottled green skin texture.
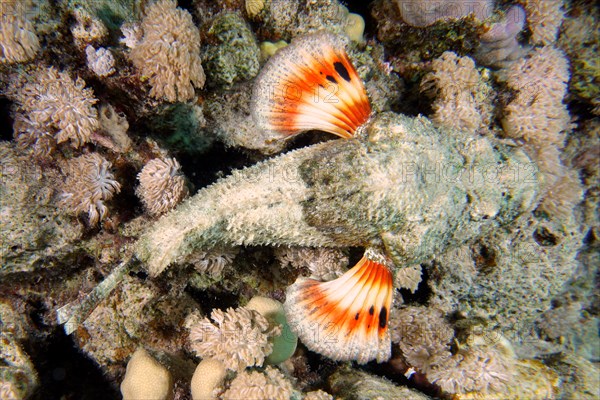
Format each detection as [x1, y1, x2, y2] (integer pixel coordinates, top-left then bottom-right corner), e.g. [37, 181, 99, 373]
[329, 367, 431, 400]
[203, 13, 260, 87]
[135, 113, 539, 276]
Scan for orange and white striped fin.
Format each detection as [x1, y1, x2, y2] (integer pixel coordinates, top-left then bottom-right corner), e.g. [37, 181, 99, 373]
[284, 248, 393, 364]
[251, 32, 372, 140]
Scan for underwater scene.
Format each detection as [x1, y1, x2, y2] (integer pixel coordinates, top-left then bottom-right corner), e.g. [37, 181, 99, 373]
[0, 0, 598, 399]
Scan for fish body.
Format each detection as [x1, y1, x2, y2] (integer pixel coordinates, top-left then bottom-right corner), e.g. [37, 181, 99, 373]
[136, 113, 538, 277]
[135, 32, 539, 364]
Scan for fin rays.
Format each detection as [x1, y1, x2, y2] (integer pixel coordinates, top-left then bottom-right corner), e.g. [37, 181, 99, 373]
[251, 32, 371, 140]
[284, 254, 393, 364]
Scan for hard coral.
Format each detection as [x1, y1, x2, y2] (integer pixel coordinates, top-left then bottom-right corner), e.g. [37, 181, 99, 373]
[12, 67, 99, 154]
[60, 153, 121, 225]
[221, 366, 293, 400]
[187, 307, 282, 372]
[0, 0, 40, 63]
[421, 52, 493, 133]
[129, 0, 205, 102]
[136, 157, 188, 216]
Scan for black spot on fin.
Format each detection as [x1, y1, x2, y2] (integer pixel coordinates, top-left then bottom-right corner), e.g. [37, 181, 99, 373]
[326, 75, 337, 84]
[334, 61, 351, 82]
[379, 307, 387, 329]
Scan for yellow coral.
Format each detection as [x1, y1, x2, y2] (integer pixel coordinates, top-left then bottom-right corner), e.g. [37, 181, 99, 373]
[245, 0, 265, 18]
[129, 0, 205, 102]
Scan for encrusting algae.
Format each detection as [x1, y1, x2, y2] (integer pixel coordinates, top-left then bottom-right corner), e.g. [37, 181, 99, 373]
[0, 0, 597, 399]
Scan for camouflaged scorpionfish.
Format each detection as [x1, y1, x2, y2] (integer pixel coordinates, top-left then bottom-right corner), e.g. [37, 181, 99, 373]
[135, 32, 539, 364]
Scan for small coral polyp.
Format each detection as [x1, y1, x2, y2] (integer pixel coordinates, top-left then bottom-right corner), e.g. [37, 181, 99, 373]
[60, 153, 121, 225]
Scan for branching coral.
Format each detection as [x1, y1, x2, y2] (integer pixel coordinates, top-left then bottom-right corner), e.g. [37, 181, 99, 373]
[12, 67, 99, 154]
[60, 153, 121, 225]
[136, 157, 188, 216]
[187, 307, 282, 372]
[221, 366, 294, 400]
[0, 0, 40, 63]
[421, 52, 493, 133]
[129, 0, 205, 102]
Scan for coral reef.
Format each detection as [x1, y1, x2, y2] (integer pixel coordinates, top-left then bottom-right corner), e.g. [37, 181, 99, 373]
[520, 0, 565, 45]
[85, 46, 115, 77]
[475, 5, 529, 68]
[0, 143, 84, 274]
[275, 246, 347, 281]
[11, 67, 99, 154]
[0, 0, 40, 64]
[221, 366, 295, 400]
[0, 0, 597, 398]
[501, 46, 571, 149]
[120, 347, 173, 400]
[394, 0, 493, 27]
[187, 307, 281, 372]
[70, 7, 108, 48]
[0, 303, 38, 399]
[129, 0, 205, 102]
[329, 367, 430, 399]
[60, 153, 121, 225]
[421, 51, 494, 133]
[136, 157, 189, 216]
[203, 13, 260, 87]
[558, 4, 600, 114]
